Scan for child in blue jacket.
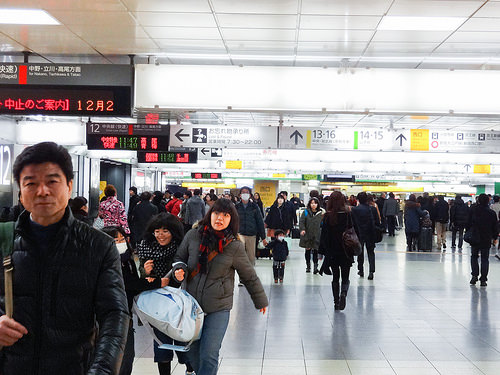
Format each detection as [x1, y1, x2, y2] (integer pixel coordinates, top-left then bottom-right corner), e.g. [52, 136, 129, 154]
[265, 229, 289, 283]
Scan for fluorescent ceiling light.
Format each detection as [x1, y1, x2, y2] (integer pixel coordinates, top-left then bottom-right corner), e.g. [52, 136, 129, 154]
[378, 16, 465, 31]
[0, 9, 60, 25]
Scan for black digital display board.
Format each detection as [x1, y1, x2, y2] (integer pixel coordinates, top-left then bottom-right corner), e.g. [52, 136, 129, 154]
[323, 174, 356, 183]
[137, 151, 198, 164]
[0, 85, 131, 116]
[191, 172, 222, 179]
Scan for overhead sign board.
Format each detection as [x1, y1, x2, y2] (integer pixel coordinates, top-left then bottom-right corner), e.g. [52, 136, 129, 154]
[169, 125, 277, 149]
[137, 151, 198, 164]
[0, 63, 132, 116]
[86, 123, 169, 151]
[279, 127, 500, 154]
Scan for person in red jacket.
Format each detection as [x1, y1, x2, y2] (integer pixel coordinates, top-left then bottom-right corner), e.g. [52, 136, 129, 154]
[165, 191, 183, 218]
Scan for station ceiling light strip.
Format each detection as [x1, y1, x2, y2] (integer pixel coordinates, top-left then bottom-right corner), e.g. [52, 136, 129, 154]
[0, 9, 60, 25]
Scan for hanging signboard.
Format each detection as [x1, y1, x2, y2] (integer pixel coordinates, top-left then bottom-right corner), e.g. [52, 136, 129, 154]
[169, 125, 277, 149]
[137, 151, 198, 164]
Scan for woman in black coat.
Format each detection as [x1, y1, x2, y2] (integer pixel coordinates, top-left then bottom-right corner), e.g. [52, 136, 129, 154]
[264, 194, 294, 238]
[319, 192, 354, 311]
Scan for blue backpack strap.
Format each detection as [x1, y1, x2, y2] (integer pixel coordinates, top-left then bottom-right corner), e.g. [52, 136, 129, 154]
[0, 221, 15, 258]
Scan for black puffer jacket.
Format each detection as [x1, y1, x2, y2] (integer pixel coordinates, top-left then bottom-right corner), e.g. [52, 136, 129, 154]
[235, 201, 266, 238]
[434, 199, 450, 223]
[264, 203, 294, 231]
[0, 209, 129, 375]
[468, 204, 498, 249]
[351, 204, 380, 244]
[450, 198, 469, 226]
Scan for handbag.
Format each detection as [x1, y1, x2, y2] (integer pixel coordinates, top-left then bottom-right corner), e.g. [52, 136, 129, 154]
[343, 213, 362, 257]
[464, 226, 480, 246]
[370, 207, 384, 243]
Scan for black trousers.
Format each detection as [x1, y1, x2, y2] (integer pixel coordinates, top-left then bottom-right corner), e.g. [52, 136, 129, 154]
[331, 261, 351, 284]
[357, 241, 375, 273]
[386, 215, 397, 236]
[471, 247, 490, 281]
[273, 261, 285, 280]
[305, 249, 318, 266]
[452, 225, 465, 248]
[405, 231, 419, 250]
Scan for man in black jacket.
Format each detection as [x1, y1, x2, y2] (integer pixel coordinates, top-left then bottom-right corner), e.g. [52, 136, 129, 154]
[351, 192, 380, 280]
[434, 196, 450, 251]
[236, 187, 267, 266]
[0, 142, 129, 375]
[450, 195, 469, 251]
[469, 194, 498, 287]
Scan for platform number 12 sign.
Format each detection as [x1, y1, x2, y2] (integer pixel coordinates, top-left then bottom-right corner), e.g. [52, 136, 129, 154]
[0, 145, 12, 186]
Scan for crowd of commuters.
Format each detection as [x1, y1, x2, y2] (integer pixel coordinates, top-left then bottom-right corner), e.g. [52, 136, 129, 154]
[0, 141, 499, 375]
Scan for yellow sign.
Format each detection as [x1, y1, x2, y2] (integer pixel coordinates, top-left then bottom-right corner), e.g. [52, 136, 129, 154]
[254, 180, 277, 208]
[272, 173, 286, 178]
[410, 129, 429, 151]
[99, 181, 107, 201]
[182, 182, 236, 189]
[226, 160, 242, 169]
[473, 164, 491, 174]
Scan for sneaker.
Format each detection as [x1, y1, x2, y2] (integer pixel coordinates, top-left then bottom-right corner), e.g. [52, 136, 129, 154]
[279, 279, 283, 283]
[358, 270, 364, 277]
[367, 272, 374, 280]
[274, 279, 278, 284]
[186, 372, 196, 375]
[480, 281, 487, 287]
[470, 276, 478, 285]
[238, 282, 244, 287]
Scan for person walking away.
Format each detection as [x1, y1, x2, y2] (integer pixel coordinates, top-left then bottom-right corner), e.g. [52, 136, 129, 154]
[319, 191, 354, 311]
[179, 191, 192, 233]
[383, 192, 400, 237]
[136, 213, 194, 375]
[99, 184, 130, 235]
[468, 194, 498, 287]
[236, 187, 267, 266]
[173, 198, 268, 375]
[165, 191, 183, 218]
[69, 196, 93, 225]
[404, 194, 425, 251]
[152, 190, 167, 213]
[128, 186, 140, 223]
[351, 192, 380, 280]
[264, 194, 294, 238]
[279, 191, 298, 227]
[101, 226, 170, 375]
[376, 193, 387, 232]
[185, 189, 205, 231]
[299, 197, 325, 273]
[434, 196, 449, 251]
[0, 142, 128, 374]
[265, 229, 289, 283]
[130, 191, 158, 245]
[450, 195, 470, 252]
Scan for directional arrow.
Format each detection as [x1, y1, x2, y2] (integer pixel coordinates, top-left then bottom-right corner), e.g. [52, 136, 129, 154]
[217, 160, 224, 167]
[395, 133, 407, 146]
[290, 130, 303, 145]
[175, 129, 189, 142]
[200, 147, 210, 156]
[464, 164, 471, 172]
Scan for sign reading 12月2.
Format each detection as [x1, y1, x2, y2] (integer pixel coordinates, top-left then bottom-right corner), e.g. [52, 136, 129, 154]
[0, 145, 12, 186]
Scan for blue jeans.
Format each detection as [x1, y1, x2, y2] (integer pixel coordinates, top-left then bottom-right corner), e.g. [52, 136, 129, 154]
[187, 310, 230, 375]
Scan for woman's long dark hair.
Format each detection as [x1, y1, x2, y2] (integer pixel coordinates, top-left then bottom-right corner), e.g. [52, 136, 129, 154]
[143, 212, 184, 244]
[198, 198, 239, 235]
[307, 197, 320, 212]
[101, 226, 133, 255]
[326, 191, 348, 226]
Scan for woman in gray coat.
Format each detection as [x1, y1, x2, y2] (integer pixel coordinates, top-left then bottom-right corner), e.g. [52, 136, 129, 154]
[173, 198, 268, 375]
[299, 197, 325, 274]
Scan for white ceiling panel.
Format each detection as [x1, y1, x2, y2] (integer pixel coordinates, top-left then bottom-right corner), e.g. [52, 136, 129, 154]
[211, 0, 299, 14]
[297, 41, 367, 53]
[474, 1, 500, 17]
[459, 17, 500, 32]
[95, 39, 160, 54]
[300, 15, 381, 30]
[435, 42, 500, 53]
[144, 27, 221, 39]
[446, 31, 500, 43]
[155, 39, 226, 51]
[222, 28, 296, 41]
[372, 30, 452, 43]
[387, 0, 483, 17]
[217, 14, 297, 29]
[69, 25, 149, 42]
[122, 0, 211, 12]
[0, 33, 25, 51]
[132, 12, 217, 27]
[364, 42, 439, 53]
[167, 56, 231, 65]
[49, 10, 136, 26]
[301, 0, 392, 16]
[227, 41, 296, 52]
[298, 29, 374, 42]
[12, 0, 127, 11]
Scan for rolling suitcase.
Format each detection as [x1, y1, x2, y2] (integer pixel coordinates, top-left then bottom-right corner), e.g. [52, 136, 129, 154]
[418, 227, 433, 251]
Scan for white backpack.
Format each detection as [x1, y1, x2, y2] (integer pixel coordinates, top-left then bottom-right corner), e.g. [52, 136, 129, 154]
[133, 285, 204, 352]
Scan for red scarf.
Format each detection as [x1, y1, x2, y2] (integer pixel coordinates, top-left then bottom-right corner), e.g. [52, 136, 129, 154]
[198, 225, 232, 274]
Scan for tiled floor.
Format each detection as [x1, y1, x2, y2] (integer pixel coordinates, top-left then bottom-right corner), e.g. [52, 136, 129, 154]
[131, 231, 500, 375]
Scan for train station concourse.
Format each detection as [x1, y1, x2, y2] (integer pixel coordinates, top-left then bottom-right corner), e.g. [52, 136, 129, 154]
[0, 1, 500, 375]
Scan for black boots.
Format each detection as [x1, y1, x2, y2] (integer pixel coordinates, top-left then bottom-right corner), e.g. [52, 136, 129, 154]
[313, 262, 319, 274]
[158, 362, 171, 375]
[332, 282, 340, 310]
[339, 281, 350, 310]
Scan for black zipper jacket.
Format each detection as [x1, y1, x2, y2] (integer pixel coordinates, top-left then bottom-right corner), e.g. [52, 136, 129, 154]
[0, 208, 129, 375]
